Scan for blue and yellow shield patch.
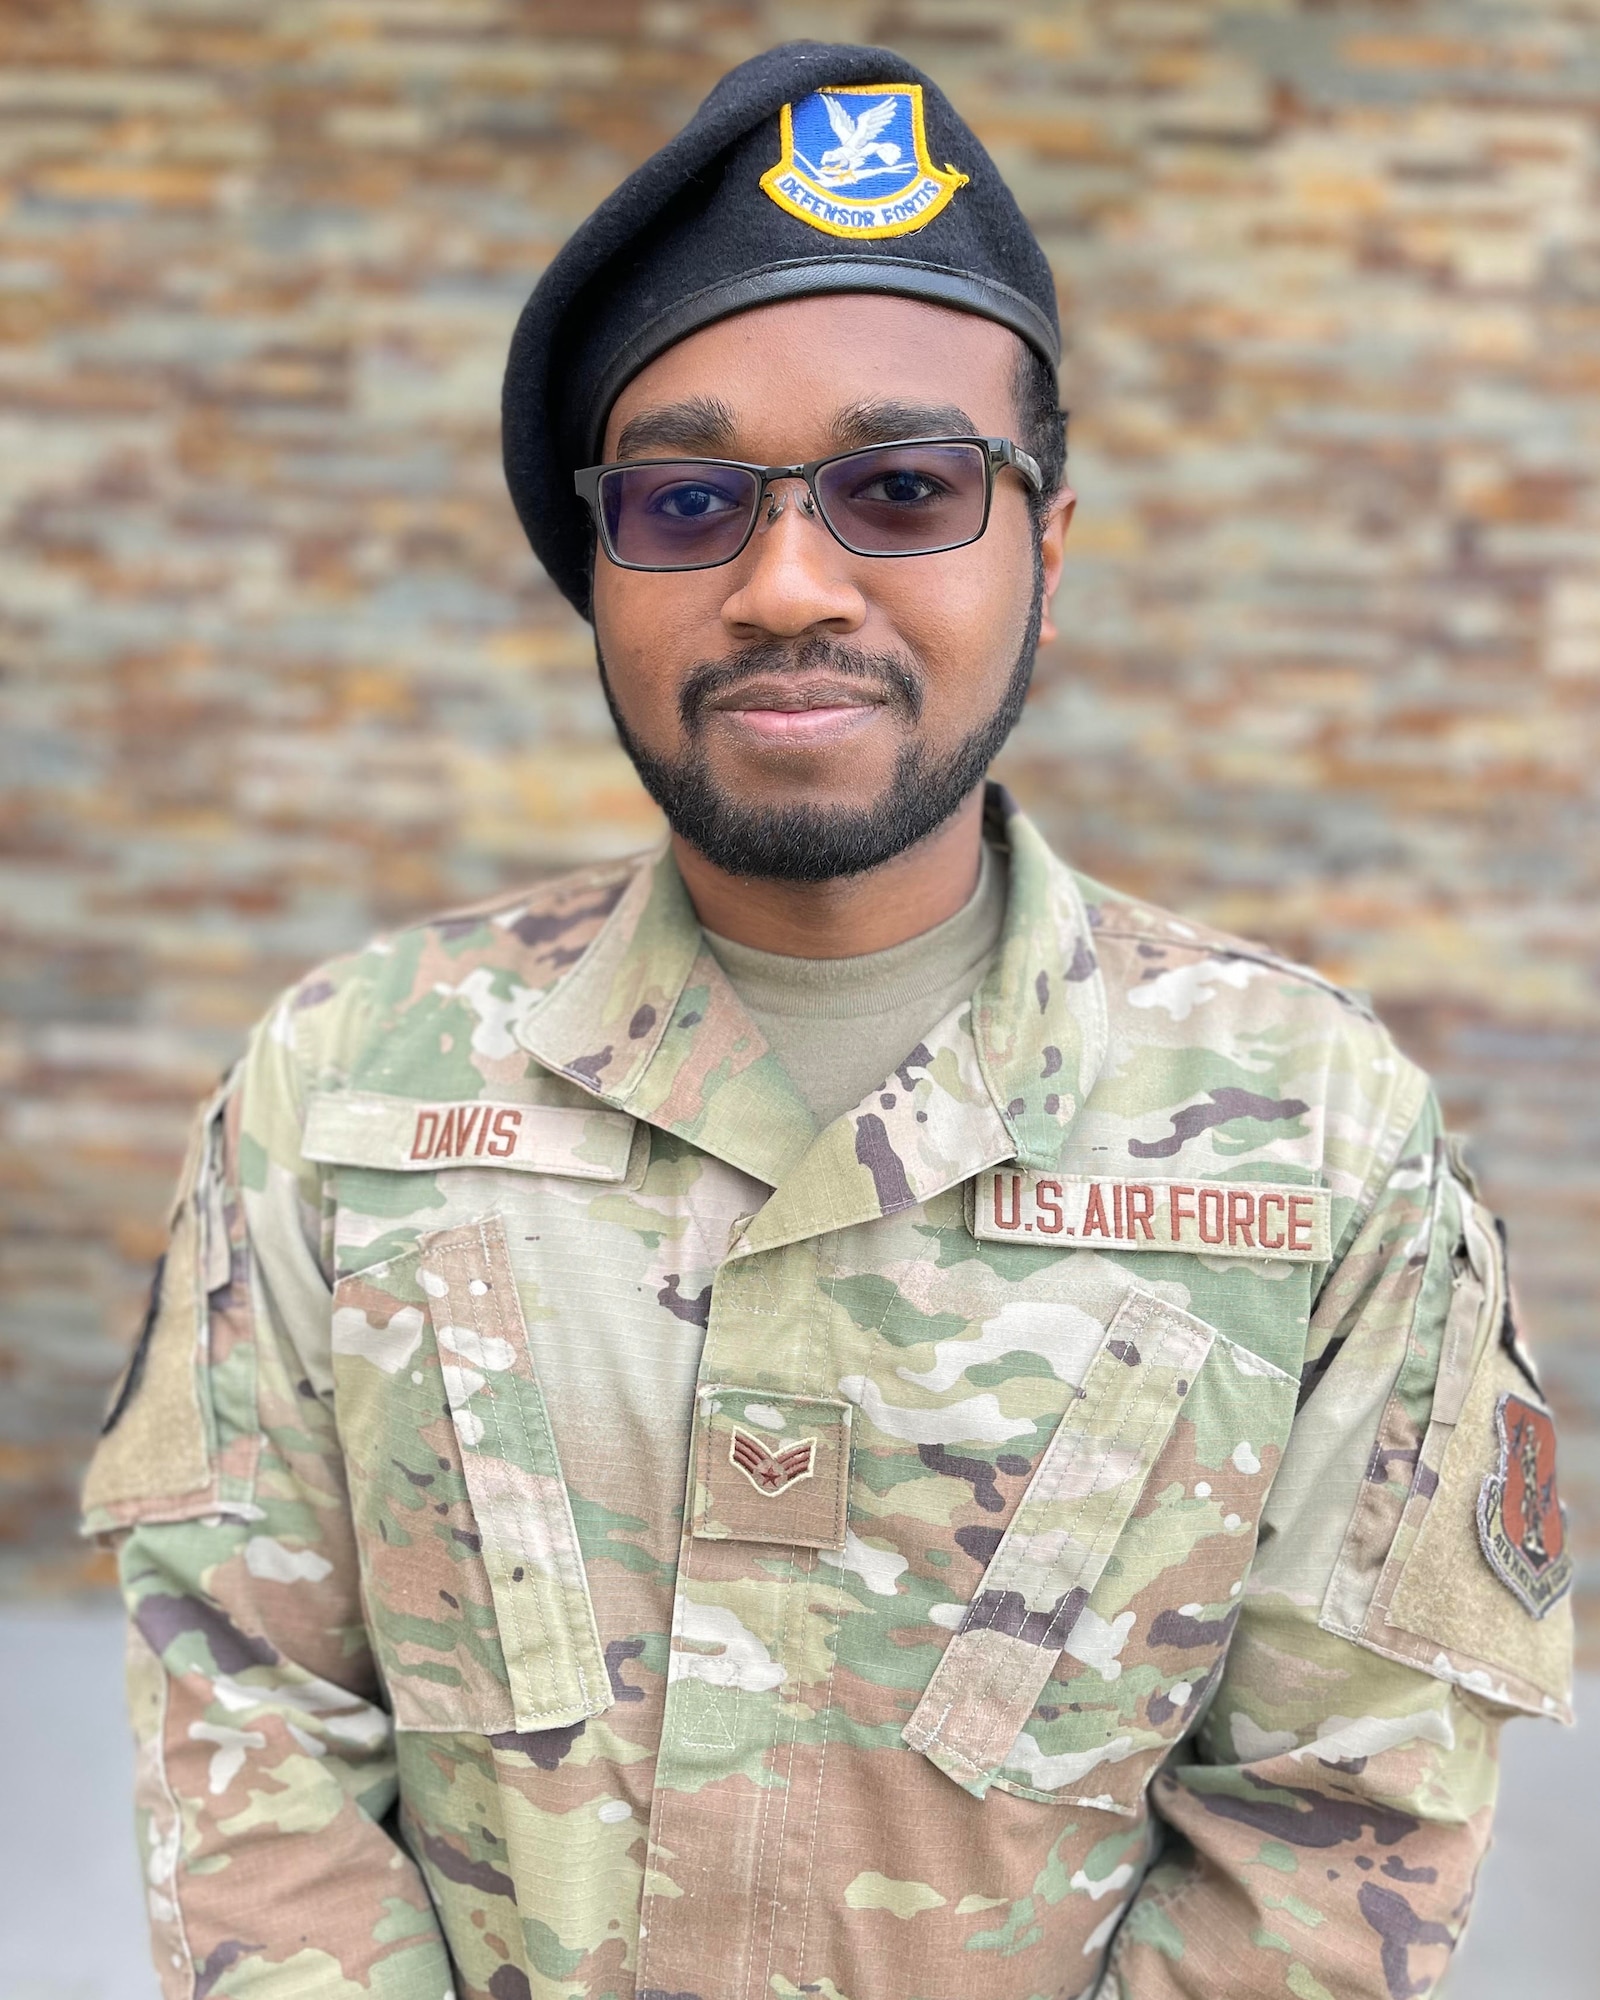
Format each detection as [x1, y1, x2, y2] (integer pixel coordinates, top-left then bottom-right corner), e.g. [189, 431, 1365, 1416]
[760, 83, 968, 239]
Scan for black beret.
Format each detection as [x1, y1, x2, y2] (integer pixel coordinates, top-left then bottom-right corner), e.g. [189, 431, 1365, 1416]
[502, 40, 1060, 618]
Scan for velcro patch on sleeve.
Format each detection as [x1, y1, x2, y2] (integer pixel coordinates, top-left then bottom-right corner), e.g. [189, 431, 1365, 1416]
[303, 1091, 635, 1180]
[81, 1099, 223, 1528]
[1324, 1181, 1574, 1719]
[971, 1169, 1330, 1261]
[1376, 1346, 1574, 1715]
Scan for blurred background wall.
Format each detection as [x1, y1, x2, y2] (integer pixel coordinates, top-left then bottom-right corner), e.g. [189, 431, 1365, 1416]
[1, 0, 1596, 1658]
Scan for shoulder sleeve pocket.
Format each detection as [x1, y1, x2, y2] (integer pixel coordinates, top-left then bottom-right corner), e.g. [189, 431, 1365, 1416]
[81, 1086, 236, 1534]
[1322, 1186, 1574, 1720]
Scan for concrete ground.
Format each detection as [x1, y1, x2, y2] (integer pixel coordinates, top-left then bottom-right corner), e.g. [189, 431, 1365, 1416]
[0, 1603, 1589, 1998]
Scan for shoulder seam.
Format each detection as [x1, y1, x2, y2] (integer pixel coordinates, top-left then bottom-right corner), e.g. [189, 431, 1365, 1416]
[1349, 1059, 1434, 1241]
[1092, 926, 1375, 1020]
[401, 853, 645, 939]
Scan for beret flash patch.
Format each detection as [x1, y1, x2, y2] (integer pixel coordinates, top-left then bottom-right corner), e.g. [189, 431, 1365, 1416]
[760, 84, 968, 239]
[1477, 1391, 1573, 1618]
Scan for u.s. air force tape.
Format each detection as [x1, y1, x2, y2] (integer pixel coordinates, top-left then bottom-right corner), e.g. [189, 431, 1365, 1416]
[971, 1170, 1331, 1261]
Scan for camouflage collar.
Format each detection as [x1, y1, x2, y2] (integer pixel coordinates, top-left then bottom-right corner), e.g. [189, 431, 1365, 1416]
[515, 784, 1106, 1238]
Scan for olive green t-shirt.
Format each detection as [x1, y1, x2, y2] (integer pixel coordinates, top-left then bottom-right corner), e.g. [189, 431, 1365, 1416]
[703, 842, 1008, 1133]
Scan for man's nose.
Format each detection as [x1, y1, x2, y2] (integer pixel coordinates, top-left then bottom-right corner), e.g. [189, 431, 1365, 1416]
[719, 477, 867, 639]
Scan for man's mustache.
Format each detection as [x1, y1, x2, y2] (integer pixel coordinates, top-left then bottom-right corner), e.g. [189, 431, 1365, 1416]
[678, 638, 923, 734]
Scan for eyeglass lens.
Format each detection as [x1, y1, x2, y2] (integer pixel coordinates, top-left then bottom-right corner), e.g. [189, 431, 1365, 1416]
[596, 440, 990, 570]
[815, 441, 989, 556]
[599, 462, 762, 570]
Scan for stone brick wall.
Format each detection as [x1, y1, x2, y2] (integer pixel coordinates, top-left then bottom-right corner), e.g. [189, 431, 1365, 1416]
[3, 1, 1596, 1652]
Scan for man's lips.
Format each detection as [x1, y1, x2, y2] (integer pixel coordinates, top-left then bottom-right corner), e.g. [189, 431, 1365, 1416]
[704, 674, 890, 715]
[702, 674, 893, 743]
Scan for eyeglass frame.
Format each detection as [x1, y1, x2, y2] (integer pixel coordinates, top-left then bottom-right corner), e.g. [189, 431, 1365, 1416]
[572, 435, 1045, 573]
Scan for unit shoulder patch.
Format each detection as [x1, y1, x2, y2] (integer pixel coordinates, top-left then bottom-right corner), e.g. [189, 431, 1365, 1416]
[970, 1169, 1330, 1262]
[759, 83, 967, 239]
[1478, 1392, 1572, 1619]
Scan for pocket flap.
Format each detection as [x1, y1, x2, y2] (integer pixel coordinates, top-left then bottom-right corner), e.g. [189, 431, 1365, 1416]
[407, 1215, 613, 1731]
[305, 1090, 635, 1180]
[903, 1286, 1216, 1798]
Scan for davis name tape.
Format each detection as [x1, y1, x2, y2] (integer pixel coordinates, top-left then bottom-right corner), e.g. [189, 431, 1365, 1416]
[302, 1091, 635, 1181]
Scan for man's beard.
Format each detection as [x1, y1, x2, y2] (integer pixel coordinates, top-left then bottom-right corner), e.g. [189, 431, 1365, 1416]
[596, 567, 1043, 884]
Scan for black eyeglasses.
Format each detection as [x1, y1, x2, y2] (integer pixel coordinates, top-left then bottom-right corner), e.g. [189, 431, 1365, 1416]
[573, 436, 1043, 573]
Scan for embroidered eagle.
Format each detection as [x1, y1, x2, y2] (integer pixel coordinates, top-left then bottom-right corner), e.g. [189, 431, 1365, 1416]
[729, 1427, 817, 1495]
[817, 95, 904, 184]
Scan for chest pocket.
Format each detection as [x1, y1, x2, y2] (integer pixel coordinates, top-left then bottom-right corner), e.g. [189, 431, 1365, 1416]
[312, 1092, 632, 1736]
[905, 1284, 1297, 1812]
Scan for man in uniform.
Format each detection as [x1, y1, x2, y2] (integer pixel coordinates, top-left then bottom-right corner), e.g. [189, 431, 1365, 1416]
[84, 41, 1573, 2000]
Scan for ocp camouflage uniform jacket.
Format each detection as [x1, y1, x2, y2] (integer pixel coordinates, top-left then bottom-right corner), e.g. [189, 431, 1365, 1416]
[84, 787, 1573, 2000]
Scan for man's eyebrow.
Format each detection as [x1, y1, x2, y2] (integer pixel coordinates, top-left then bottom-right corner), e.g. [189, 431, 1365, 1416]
[610, 396, 982, 462]
[612, 398, 737, 459]
[828, 400, 980, 449]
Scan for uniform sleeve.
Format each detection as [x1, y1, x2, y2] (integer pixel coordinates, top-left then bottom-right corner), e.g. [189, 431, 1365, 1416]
[82, 990, 454, 2000]
[1103, 1089, 1575, 1999]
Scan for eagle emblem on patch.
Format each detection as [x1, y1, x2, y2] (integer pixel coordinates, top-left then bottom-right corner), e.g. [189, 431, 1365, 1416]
[759, 83, 967, 239]
[729, 1426, 817, 1496]
[1477, 1392, 1572, 1618]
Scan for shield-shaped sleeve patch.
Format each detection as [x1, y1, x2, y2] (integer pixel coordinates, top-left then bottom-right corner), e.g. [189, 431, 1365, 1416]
[1478, 1392, 1572, 1619]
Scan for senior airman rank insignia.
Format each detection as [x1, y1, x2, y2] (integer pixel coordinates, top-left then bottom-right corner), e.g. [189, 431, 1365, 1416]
[760, 83, 968, 238]
[1477, 1391, 1572, 1618]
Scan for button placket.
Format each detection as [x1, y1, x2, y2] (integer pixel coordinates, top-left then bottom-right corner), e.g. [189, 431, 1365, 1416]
[641, 1227, 844, 2000]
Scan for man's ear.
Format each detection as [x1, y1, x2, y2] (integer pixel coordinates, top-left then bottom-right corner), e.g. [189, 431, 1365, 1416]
[1036, 486, 1076, 646]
